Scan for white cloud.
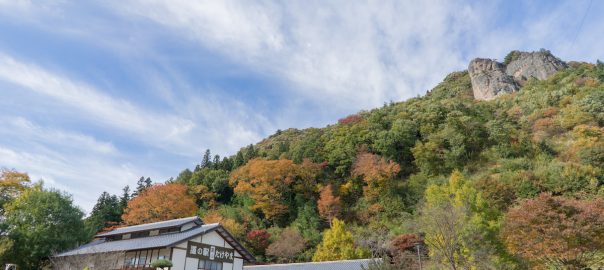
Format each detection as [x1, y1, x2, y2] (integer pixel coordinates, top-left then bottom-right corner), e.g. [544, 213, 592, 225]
[111, 0, 489, 110]
[1, 117, 117, 155]
[0, 54, 197, 152]
[0, 145, 143, 213]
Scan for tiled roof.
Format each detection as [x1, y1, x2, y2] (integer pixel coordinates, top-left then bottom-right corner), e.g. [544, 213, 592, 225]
[57, 223, 219, 257]
[244, 259, 375, 270]
[96, 216, 202, 237]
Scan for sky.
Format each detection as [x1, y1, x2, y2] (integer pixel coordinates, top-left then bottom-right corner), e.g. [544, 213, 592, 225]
[0, 0, 603, 213]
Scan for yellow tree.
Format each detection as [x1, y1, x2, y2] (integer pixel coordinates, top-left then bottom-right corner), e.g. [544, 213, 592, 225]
[312, 218, 369, 262]
[122, 183, 197, 225]
[0, 169, 30, 214]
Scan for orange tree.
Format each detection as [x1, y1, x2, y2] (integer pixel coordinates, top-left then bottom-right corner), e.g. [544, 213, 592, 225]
[122, 183, 197, 225]
[502, 193, 604, 269]
[317, 185, 341, 224]
[230, 158, 320, 223]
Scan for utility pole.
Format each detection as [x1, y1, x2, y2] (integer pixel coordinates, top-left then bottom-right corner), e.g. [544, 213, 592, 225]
[415, 242, 422, 270]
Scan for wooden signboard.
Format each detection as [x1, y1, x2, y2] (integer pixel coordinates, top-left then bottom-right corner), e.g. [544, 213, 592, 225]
[186, 241, 235, 263]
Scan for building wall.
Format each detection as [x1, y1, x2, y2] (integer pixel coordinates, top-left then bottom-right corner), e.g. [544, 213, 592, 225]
[172, 231, 244, 270]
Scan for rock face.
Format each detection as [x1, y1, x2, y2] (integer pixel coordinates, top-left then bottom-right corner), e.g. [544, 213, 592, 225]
[468, 50, 566, 101]
[468, 58, 519, 101]
[505, 50, 567, 81]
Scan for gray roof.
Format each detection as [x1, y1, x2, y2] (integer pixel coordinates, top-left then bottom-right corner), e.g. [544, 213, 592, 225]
[245, 259, 374, 270]
[96, 216, 202, 237]
[57, 223, 219, 257]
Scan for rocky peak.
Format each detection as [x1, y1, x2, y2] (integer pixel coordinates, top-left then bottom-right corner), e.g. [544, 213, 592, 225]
[505, 50, 567, 82]
[468, 58, 519, 101]
[468, 50, 566, 101]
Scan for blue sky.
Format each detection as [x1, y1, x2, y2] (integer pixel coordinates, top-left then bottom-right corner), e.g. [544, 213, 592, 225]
[0, 0, 602, 213]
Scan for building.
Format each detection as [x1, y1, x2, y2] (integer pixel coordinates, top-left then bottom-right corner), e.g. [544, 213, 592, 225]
[54, 216, 255, 270]
[244, 259, 374, 270]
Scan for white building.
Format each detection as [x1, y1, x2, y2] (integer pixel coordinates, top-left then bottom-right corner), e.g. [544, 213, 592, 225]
[54, 216, 255, 270]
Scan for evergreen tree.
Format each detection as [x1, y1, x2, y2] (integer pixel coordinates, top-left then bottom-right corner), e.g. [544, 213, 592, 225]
[120, 185, 130, 210]
[85, 191, 122, 234]
[201, 149, 212, 168]
[213, 154, 221, 169]
[221, 157, 233, 171]
[233, 151, 245, 168]
[244, 144, 257, 162]
[133, 177, 152, 197]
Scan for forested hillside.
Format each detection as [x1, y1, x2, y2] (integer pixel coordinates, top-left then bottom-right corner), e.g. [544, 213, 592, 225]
[161, 57, 604, 269]
[2, 53, 603, 269]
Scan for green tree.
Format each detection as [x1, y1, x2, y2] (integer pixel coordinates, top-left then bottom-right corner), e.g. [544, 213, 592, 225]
[85, 191, 122, 234]
[292, 203, 322, 247]
[201, 149, 212, 168]
[119, 185, 130, 210]
[312, 218, 369, 262]
[2, 185, 88, 270]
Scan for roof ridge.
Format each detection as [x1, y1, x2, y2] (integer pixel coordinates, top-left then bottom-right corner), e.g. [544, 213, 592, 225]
[96, 216, 201, 236]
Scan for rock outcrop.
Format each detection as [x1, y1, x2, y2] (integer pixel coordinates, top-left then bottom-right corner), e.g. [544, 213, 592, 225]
[468, 58, 519, 101]
[505, 50, 567, 82]
[468, 50, 567, 101]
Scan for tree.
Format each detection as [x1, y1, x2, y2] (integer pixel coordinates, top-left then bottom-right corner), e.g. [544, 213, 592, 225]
[2, 185, 88, 270]
[122, 183, 197, 225]
[132, 176, 152, 197]
[266, 227, 306, 263]
[292, 202, 322, 246]
[419, 203, 469, 270]
[502, 193, 604, 269]
[230, 159, 317, 222]
[312, 218, 369, 262]
[317, 185, 341, 224]
[213, 154, 221, 169]
[352, 152, 400, 203]
[419, 170, 507, 270]
[246, 230, 271, 257]
[119, 185, 130, 210]
[85, 191, 122, 234]
[201, 149, 212, 168]
[0, 169, 30, 216]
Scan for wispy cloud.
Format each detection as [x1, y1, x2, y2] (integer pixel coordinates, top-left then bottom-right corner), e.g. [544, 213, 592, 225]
[0, 54, 197, 152]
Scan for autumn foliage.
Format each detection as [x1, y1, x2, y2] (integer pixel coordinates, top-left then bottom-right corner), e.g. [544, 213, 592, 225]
[502, 193, 604, 269]
[352, 152, 400, 202]
[230, 158, 320, 221]
[317, 185, 341, 224]
[246, 229, 271, 256]
[121, 183, 197, 225]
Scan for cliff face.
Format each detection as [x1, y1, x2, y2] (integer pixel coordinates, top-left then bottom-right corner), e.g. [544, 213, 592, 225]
[468, 50, 567, 100]
[468, 58, 519, 101]
[505, 50, 567, 81]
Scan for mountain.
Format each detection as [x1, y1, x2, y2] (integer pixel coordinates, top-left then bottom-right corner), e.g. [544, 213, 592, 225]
[168, 50, 604, 267]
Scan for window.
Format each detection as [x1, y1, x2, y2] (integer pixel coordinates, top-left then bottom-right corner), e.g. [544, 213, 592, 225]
[159, 227, 180, 234]
[138, 256, 147, 266]
[198, 260, 223, 270]
[131, 231, 150, 238]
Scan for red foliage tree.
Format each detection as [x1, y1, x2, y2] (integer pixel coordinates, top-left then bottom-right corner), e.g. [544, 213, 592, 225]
[246, 229, 271, 256]
[338, 114, 363, 125]
[502, 193, 604, 269]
